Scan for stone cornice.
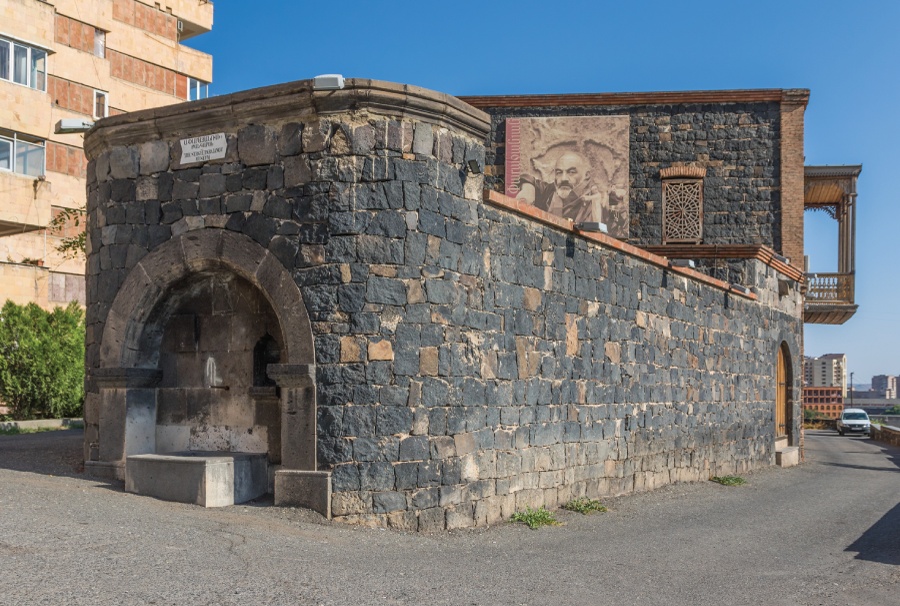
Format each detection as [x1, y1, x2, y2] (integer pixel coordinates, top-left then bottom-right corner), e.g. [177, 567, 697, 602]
[459, 88, 810, 109]
[83, 78, 492, 160]
[93, 367, 163, 388]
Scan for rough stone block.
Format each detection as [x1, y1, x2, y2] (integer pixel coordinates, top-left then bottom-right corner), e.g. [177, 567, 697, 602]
[238, 124, 277, 166]
[199, 173, 226, 198]
[412, 123, 434, 156]
[373, 491, 407, 514]
[302, 120, 331, 152]
[387, 510, 418, 531]
[445, 502, 475, 529]
[275, 469, 332, 518]
[332, 491, 371, 516]
[140, 141, 170, 175]
[277, 122, 303, 156]
[418, 507, 445, 532]
[109, 146, 139, 179]
[368, 339, 394, 361]
[399, 435, 429, 461]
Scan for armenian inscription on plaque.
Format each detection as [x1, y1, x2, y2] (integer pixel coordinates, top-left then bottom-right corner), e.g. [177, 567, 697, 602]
[180, 133, 227, 164]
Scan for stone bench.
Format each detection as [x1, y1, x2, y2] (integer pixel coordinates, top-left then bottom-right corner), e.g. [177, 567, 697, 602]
[125, 452, 268, 507]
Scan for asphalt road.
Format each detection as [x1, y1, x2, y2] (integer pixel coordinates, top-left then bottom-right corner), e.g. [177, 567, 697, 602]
[1, 429, 898, 606]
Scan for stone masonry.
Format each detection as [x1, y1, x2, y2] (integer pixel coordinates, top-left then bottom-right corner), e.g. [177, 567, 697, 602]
[82, 79, 804, 531]
[470, 98, 794, 254]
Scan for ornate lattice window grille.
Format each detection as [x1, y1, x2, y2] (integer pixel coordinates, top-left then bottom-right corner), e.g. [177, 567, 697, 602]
[662, 178, 703, 243]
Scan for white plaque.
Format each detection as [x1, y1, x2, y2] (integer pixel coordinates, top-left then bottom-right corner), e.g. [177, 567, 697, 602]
[180, 133, 227, 164]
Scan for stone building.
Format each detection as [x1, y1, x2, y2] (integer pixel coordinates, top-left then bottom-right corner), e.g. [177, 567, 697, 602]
[81, 78, 852, 530]
[0, 0, 212, 308]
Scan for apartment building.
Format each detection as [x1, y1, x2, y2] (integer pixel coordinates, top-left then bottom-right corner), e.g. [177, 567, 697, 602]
[802, 387, 843, 419]
[0, 0, 212, 308]
[803, 353, 847, 397]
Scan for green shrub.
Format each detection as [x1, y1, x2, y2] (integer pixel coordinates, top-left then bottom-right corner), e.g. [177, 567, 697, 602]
[562, 497, 608, 514]
[885, 405, 900, 415]
[508, 505, 560, 529]
[711, 475, 747, 486]
[0, 300, 85, 420]
[803, 407, 827, 420]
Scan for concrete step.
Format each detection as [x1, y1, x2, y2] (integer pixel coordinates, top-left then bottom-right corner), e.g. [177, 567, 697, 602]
[125, 451, 268, 507]
[775, 447, 800, 468]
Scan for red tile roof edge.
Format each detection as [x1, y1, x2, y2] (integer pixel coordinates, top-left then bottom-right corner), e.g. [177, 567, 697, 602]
[460, 89, 809, 109]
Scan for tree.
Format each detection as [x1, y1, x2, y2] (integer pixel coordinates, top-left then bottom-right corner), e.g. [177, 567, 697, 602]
[0, 300, 85, 420]
[48, 207, 87, 259]
[803, 407, 827, 421]
[885, 405, 900, 415]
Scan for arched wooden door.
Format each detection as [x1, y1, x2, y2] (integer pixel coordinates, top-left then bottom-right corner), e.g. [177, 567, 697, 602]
[776, 344, 791, 438]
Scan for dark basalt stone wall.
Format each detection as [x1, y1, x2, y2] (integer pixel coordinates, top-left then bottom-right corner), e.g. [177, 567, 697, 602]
[83, 80, 802, 531]
[479, 102, 781, 249]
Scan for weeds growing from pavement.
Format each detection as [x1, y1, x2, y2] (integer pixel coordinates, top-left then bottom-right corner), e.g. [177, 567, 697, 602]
[711, 475, 747, 486]
[509, 505, 560, 529]
[562, 497, 608, 514]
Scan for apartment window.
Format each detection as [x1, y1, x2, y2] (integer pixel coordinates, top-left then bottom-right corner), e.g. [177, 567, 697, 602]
[0, 130, 45, 177]
[94, 90, 108, 119]
[188, 77, 208, 101]
[0, 37, 47, 91]
[94, 29, 105, 59]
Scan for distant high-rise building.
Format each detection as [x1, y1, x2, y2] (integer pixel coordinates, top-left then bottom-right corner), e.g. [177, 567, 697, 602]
[870, 375, 897, 399]
[803, 354, 847, 397]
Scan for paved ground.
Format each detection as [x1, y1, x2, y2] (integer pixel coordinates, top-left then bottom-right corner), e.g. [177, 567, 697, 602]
[1, 429, 898, 606]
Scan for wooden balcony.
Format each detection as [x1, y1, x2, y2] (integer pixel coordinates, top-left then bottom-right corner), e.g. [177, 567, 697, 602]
[804, 272, 857, 324]
[804, 166, 861, 325]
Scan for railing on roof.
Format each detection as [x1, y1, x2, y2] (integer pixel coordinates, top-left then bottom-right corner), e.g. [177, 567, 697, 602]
[805, 273, 854, 305]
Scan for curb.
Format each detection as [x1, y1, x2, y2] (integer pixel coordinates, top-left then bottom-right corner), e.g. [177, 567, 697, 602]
[0, 418, 84, 431]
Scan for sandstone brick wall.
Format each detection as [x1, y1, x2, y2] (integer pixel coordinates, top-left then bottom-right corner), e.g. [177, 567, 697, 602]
[779, 91, 807, 264]
[479, 102, 783, 250]
[83, 81, 803, 531]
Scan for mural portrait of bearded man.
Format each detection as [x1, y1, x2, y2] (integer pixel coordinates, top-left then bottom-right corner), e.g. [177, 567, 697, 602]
[515, 151, 624, 227]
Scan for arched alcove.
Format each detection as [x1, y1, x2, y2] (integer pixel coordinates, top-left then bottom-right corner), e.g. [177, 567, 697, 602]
[154, 271, 285, 462]
[94, 230, 317, 490]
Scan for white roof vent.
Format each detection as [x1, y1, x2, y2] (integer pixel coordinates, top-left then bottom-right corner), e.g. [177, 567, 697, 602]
[313, 74, 344, 90]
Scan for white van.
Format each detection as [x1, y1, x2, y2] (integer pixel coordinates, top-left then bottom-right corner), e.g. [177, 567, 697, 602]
[837, 408, 871, 436]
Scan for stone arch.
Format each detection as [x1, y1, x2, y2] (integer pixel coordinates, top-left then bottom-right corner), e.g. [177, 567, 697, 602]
[99, 229, 314, 370]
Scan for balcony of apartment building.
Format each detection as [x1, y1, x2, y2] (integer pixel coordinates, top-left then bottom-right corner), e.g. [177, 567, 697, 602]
[803, 165, 861, 325]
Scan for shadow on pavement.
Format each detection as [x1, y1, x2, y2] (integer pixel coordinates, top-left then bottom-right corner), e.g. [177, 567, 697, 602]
[809, 432, 869, 439]
[0, 428, 84, 475]
[0, 429, 125, 493]
[822, 462, 900, 473]
[844, 439, 900, 564]
[846, 500, 900, 565]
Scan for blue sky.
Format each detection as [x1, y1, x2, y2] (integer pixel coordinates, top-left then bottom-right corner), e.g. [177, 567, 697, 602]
[185, 0, 898, 384]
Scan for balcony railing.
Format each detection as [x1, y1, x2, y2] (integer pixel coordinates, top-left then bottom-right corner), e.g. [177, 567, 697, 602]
[805, 273, 854, 305]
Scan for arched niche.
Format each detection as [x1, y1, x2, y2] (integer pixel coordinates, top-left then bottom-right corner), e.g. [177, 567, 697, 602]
[94, 229, 316, 472]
